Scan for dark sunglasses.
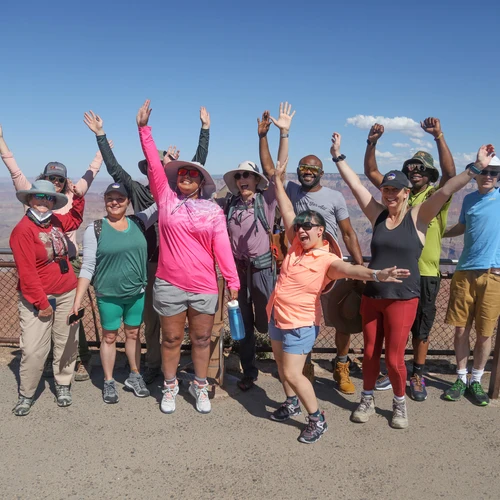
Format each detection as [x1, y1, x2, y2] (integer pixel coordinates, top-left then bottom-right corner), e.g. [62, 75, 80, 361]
[33, 193, 56, 202]
[177, 168, 201, 178]
[294, 222, 321, 232]
[404, 164, 427, 173]
[479, 169, 500, 177]
[234, 171, 254, 180]
[46, 175, 66, 183]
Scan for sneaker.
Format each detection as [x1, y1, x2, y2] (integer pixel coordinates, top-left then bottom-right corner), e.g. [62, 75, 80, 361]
[42, 357, 54, 378]
[375, 374, 392, 391]
[161, 382, 179, 414]
[333, 360, 355, 394]
[103, 380, 119, 404]
[142, 367, 161, 385]
[270, 401, 302, 422]
[409, 374, 428, 401]
[391, 398, 408, 429]
[74, 360, 92, 382]
[468, 381, 490, 406]
[12, 395, 34, 416]
[298, 413, 328, 444]
[55, 384, 72, 407]
[188, 382, 212, 414]
[124, 373, 150, 398]
[351, 394, 375, 423]
[444, 378, 467, 401]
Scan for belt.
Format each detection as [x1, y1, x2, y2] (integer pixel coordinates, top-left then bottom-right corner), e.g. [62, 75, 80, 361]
[490, 267, 500, 276]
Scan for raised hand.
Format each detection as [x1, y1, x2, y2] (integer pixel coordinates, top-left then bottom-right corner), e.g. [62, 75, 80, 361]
[274, 157, 289, 182]
[83, 111, 104, 135]
[108, 139, 114, 149]
[368, 123, 384, 144]
[0, 124, 3, 137]
[420, 117, 442, 138]
[136, 100, 152, 127]
[257, 111, 272, 138]
[377, 266, 411, 283]
[475, 144, 496, 170]
[163, 145, 180, 165]
[200, 107, 210, 129]
[330, 132, 342, 157]
[270, 102, 296, 133]
[67, 179, 82, 198]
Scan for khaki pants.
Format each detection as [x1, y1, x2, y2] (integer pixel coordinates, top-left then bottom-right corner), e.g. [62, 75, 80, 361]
[18, 289, 79, 398]
[144, 261, 161, 369]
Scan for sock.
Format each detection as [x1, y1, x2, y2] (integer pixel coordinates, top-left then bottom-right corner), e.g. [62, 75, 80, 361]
[470, 368, 484, 384]
[337, 355, 348, 364]
[361, 390, 374, 397]
[286, 395, 299, 406]
[129, 371, 140, 378]
[412, 363, 424, 377]
[457, 368, 467, 384]
[165, 377, 177, 387]
[309, 409, 324, 421]
[194, 376, 208, 386]
[394, 395, 405, 403]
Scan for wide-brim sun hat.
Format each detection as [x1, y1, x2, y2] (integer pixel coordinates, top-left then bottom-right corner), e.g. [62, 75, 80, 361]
[16, 180, 68, 210]
[223, 161, 269, 196]
[323, 278, 364, 334]
[164, 160, 217, 199]
[322, 232, 343, 295]
[137, 149, 167, 176]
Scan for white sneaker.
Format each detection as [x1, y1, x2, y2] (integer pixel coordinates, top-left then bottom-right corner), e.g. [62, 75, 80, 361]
[188, 382, 211, 414]
[160, 382, 179, 414]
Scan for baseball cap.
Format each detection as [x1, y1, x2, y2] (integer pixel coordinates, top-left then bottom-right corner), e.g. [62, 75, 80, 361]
[380, 170, 412, 189]
[43, 162, 67, 178]
[104, 182, 129, 198]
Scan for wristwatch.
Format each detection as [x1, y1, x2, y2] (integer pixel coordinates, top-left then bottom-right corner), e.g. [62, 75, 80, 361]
[280, 133, 289, 139]
[366, 139, 377, 146]
[466, 162, 482, 175]
[372, 270, 380, 282]
[331, 154, 346, 163]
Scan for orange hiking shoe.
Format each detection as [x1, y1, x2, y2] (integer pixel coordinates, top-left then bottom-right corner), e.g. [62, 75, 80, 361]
[333, 360, 355, 394]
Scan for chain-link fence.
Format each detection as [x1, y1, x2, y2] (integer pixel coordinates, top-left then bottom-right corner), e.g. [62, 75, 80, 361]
[0, 251, 496, 353]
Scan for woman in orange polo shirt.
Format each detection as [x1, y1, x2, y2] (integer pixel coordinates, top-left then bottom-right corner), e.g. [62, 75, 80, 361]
[268, 160, 408, 444]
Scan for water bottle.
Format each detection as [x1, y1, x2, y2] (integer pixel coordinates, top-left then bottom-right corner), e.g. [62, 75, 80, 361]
[227, 300, 245, 341]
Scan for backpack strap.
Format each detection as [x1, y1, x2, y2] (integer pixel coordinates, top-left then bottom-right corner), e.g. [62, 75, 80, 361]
[254, 192, 271, 234]
[93, 219, 103, 242]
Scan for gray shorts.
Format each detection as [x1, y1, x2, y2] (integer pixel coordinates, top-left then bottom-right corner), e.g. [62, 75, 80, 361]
[153, 278, 219, 317]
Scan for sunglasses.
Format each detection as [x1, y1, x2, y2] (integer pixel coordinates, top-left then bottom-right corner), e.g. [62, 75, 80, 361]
[234, 171, 254, 180]
[177, 168, 201, 178]
[46, 175, 66, 183]
[33, 193, 56, 202]
[404, 164, 427, 173]
[479, 169, 500, 177]
[298, 164, 322, 174]
[294, 222, 321, 232]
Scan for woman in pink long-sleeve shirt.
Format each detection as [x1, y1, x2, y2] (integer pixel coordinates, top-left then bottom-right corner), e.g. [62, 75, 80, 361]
[137, 100, 239, 415]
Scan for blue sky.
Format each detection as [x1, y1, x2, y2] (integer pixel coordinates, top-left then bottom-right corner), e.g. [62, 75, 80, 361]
[1, 0, 499, 181]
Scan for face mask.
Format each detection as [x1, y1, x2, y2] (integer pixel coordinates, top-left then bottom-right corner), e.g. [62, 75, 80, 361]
[27, 207, 53, 222]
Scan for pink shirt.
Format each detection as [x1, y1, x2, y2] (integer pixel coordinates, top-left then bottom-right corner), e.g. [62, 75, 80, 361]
[2, 151, 102, 258]
[139, 126, 239, 294]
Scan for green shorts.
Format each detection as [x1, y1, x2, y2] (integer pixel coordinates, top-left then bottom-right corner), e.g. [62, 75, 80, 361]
[96, 294, 145, 331]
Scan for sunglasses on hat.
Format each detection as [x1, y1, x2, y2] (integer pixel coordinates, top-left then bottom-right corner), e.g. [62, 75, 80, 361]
[33, 193, 56, 202]
[177, 168, 201, 178]
[46, 175, 66, 183]
[294, 222, 321, 232]
[234, 171, 254, 180]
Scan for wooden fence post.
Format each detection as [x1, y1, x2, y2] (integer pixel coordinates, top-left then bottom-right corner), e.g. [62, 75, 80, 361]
[488, 317, 500, 399]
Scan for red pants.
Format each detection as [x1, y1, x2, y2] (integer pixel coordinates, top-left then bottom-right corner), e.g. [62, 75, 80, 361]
[360, 296, 419, 397]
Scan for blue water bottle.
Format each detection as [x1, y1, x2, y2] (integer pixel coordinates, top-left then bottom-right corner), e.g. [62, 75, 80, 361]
[227, 300, 245, 341]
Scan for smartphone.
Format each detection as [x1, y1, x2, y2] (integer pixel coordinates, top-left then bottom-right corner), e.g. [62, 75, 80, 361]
[68, 308, 85, 325]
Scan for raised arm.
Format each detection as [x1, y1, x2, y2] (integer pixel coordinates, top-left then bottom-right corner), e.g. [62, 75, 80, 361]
[258, 110, 275, 179]
[273, 159, 296, 243]
[270, 101, 295, 167]
[54, 194, 85, 232]
[192, 106, 210, 165]
[363, 124, 385, 188]
[421, 117, 456, 187]
[332, 132, 385, 225]
[0, 124, 31, 191]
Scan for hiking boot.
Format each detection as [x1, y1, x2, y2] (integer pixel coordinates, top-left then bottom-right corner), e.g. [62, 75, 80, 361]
[468, 381, 490, 406]
[42, 357, 54, 378]
[124, 373, 150, 398]
[351, 393, 375, 423]
[444, 378, 466, 401]
[270, 401, 302, 422]
[161, 382, 179, 414]
[74, 360, 92, 382]
[391, 398, 408, 429]
[188, 382, 211, 414]
[298, 413, 328, 444]
[333, 360, 355, 394]
[410, 374, 427, 402]
[103, 380, 119, 404]
[142, 367, 162, 385]
[55, 384, 72, 407]
[12, 395, 34, 416]
[375, 373, 392, 391]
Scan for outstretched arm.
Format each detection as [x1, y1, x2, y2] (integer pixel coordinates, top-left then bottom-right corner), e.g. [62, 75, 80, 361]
[0, 124, 31, 190]
[270, 101, 295, 167]
[258, 110, 275, 178]
[328, 259, 410, 283]
[332, 132, 385, 225]
[363, 124, 385, 188]
[273, 159, 296, 243]
[421, 117, 456, 187]
[192, 106, 210, 165]
[443, 222, 466, 238]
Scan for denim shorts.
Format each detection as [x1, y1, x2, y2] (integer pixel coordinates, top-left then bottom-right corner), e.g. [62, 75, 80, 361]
[268, 314, 319, 355]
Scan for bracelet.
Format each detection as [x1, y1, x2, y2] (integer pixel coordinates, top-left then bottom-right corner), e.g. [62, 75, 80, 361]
[366, 139, 377, 147]
[331, 154, 346, 163]
[434, 133, 443, 141]
[280, 133, 289, 139]
[467, 163, 482, 175]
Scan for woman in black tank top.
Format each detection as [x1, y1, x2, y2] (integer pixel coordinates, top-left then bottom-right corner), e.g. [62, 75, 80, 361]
[330, 132, 484, 429]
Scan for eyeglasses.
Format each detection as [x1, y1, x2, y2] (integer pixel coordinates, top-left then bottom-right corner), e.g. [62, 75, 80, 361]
[33, 193, 56, 202]
[298, 164, 322, 174]
[479, 169, 500, 177]
[177, 168, 201, 178]
[404, 164, 427, 173]
[46, 175, 66, 183]
[234, 172, 254, 180]
[293, 222, 321, 232]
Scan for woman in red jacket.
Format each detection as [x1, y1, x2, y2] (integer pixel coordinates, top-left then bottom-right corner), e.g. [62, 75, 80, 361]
[10, 180, 85, 416]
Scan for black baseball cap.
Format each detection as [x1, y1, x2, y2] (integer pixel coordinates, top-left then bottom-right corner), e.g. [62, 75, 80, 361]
[380, 170, 412, 189]
[104, 182, 129, 198]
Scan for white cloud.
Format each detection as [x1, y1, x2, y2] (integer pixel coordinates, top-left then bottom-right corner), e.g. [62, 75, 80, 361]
[375, 151, 395, 159]
[346, 115, 425, 138]
[409, 138, 434, 150]
[453, 152, 476, 164]
[392, 142, 410, 148]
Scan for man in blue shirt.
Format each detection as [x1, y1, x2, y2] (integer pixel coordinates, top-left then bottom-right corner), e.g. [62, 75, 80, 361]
[443, 153, 500, 406]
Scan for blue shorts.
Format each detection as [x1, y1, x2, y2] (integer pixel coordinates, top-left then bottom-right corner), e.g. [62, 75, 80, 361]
[268, 316, 319, 355]
[96, 294, 145, 331]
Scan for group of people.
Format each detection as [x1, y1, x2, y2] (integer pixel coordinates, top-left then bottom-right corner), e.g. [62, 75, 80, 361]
[3, 101, 499, 445]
